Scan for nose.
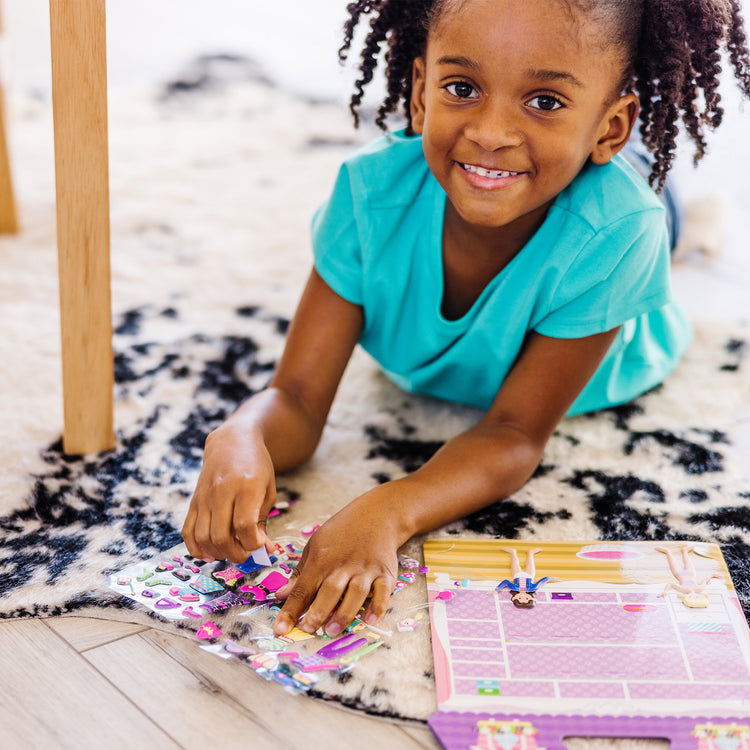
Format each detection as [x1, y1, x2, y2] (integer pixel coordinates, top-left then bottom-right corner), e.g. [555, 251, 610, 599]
[464, 98, 523, 151]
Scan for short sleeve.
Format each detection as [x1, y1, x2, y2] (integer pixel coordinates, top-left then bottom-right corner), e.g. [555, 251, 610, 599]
[311, 164, 364, 306]
[535, 208, 671, 339]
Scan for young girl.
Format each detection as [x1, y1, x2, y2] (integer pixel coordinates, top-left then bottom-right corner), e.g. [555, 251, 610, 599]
[182, 0, 750, 638]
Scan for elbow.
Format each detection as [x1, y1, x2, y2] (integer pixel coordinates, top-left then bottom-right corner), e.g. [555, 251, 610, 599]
[479, 422, 548, 499]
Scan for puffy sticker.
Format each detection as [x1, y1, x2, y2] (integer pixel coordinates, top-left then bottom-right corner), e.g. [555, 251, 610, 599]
[196, 621, 222, 640]
[189, 575, 225, 595]
[211, 567, 246, 590]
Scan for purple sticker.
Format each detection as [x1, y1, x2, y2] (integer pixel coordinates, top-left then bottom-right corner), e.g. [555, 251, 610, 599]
[155, 597, 180, 609]
[316, 632, 369, 659]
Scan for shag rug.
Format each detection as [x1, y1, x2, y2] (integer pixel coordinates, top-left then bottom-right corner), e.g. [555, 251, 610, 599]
[1, 56, 750, 723]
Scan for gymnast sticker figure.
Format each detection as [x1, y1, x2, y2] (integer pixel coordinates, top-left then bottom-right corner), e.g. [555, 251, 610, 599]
[655, 545, 721, 609]
[495, 548, 559, 609]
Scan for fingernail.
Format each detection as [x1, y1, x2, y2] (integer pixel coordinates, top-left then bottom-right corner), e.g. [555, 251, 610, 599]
[326, 622, 342, 636]
[365, 613, 378, 625]
[274, 617, 291, 636]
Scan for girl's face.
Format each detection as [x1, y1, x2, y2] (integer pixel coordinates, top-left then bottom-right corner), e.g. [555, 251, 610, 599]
[411, 0, 638, 242]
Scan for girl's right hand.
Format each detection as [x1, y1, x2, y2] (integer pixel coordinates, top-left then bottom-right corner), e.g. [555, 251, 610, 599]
[181, 424, 277, 563]
[182, 268, 365, 565]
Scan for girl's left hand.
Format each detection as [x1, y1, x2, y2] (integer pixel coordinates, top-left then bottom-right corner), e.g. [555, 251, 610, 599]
[272, 489, 404, 636]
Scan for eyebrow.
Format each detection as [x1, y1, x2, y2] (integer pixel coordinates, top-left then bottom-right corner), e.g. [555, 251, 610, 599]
[526, 68, 585, 89]
[436, 55, 481, 70]
[436, 56, 585, 89]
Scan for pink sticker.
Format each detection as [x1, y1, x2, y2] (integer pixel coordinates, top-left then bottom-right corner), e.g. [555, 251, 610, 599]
[223, 639, 257, 657]
[239, 571, 289, 601]
[586, 551, 638, 559]
[196, 620, 222, 640]
[182, 606, 203, 618]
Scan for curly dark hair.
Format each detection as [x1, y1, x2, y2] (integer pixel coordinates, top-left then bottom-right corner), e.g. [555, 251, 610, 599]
[339, 0, 750, 190]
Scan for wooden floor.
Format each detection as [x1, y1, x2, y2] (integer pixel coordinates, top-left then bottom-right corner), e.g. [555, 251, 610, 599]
[0, 616, 441, 750]
[0, 617, 674, 750]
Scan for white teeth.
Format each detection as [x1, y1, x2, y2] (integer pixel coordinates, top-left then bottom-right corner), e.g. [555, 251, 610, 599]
[462, 163, 519, 179]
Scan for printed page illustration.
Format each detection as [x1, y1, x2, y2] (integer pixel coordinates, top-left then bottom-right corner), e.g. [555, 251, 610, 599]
[423, 538, 750, 743]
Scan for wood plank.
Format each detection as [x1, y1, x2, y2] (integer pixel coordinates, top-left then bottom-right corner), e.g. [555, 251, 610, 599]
[0, 0, 19, 234]
[46, 615, 148, 652]
[401, 724, 443, 750]
[403, 726, 443, 750]
[84, 626, 432, 750]
[49, 0, 114, 454]
[0, 619, 179, 749]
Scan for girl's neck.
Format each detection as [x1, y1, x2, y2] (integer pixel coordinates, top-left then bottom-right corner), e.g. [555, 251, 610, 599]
[440, 200, 549, 320]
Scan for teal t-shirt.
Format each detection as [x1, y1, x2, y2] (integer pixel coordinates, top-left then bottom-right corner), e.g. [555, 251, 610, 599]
[312, 130, 692, 416]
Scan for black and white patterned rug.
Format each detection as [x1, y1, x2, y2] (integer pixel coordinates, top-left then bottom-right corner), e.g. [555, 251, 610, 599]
[1, 57, 749, 722]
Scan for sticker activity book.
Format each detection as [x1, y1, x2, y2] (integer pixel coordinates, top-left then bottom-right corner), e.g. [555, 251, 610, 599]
[108, 542, 427, 698]
[423, 539, 750, 750]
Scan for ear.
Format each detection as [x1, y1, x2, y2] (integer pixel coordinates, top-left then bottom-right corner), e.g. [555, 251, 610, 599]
[590, 92, 639, 165]
[410, 57, 427, 135]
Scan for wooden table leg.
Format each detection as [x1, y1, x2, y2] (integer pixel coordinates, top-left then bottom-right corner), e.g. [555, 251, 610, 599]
[49, 0, 115, 454]
[0, 0, 19, 234]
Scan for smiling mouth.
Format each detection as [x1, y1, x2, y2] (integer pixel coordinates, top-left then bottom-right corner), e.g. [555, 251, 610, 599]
[459, 162, 522, 179]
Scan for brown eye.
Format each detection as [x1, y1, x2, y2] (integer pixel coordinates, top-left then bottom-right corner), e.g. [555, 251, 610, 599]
[528, 94, 563, 111]
[445, 81, 477, 99]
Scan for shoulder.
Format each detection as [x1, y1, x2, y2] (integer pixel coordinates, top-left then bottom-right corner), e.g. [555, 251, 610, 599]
[553, 153, 665, 236]
[532, 154, 673, 337]
[340, 129, 433, 210]
[311, 130, 432, 304]
[540, 153, 670, 279]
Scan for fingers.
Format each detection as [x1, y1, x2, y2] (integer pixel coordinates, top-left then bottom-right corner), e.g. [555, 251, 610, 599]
[183, 480, 273, 564]
[209, 492, 255, 563]
[273, 568, 394, 637]
[274, 566, 300, 603]
[180, 505, 205, 560]
[323, 574, 376, 636]
[362, 576, 392, 625]
[272, 569, 308, 636]
[275, 577, 342, 636]
[233, 483, 276, 557]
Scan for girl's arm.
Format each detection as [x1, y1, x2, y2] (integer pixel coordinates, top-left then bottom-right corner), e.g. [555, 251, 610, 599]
[274, 325, 620, 636]
[181, 268, 364, 563]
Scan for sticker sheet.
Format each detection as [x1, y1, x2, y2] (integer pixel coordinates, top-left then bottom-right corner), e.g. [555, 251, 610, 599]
[422, 539, 750, 750]
[109, 544, 292, 621]
[109, 542, 426, 696]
